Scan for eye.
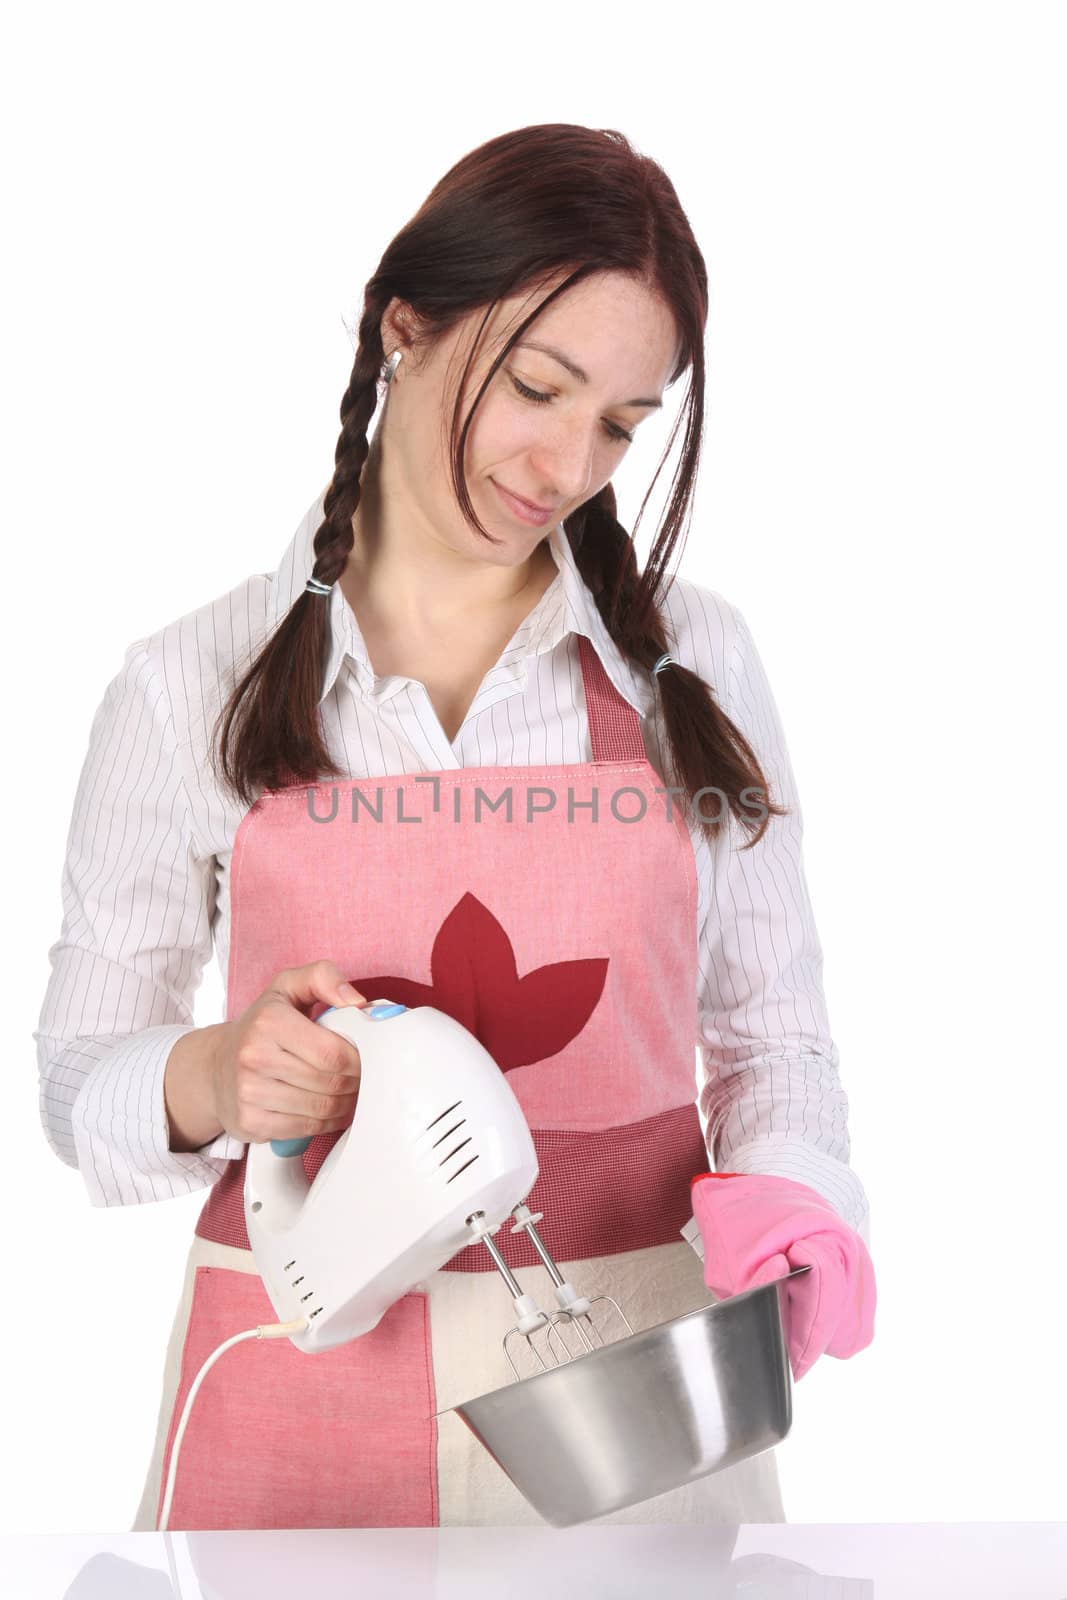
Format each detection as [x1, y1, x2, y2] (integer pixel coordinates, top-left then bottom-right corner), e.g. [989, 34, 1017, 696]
[508, 373, 634, 445]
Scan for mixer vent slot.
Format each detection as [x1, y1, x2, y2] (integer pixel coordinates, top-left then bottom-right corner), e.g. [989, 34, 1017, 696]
[425, 1100, 479, 1183]
[432, 1117, 467, 1149]
[439, 1135, 472, 1165]
[281, 1256, 322, 1322]
[286, 1260, 309, 1294]
[426, 1099, 462, 1131]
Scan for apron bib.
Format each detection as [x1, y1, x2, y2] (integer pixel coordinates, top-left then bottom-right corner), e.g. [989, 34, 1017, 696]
[135, 636, 785, 1528]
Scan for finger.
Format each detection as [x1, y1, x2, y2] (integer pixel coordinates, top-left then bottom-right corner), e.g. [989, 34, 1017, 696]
[245, 1077, 358, 1125]
[258, 1005, 363, 1089]
[244, 1044, 361, 1115]
[269, 961, 367, 1011]
[247, 1103, 357, 1142]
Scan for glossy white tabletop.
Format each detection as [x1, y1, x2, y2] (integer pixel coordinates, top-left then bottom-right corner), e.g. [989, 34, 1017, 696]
[3, 1524, 1066, 1598]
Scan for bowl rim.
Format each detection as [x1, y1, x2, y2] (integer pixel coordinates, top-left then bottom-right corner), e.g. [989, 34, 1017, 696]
[433, 1262, 811, 1420]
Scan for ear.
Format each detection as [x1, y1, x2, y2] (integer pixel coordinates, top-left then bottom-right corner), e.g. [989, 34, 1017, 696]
[380, 295, 426, 371]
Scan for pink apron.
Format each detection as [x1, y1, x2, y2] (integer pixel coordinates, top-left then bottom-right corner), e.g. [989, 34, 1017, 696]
[144, 636, 780, 1529]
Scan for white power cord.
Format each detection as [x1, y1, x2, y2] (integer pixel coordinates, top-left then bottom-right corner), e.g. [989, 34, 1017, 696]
[157, 1315, 308, 1531]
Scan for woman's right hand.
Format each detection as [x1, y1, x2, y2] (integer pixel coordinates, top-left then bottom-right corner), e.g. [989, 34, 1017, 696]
[209, 961, 368, 1144]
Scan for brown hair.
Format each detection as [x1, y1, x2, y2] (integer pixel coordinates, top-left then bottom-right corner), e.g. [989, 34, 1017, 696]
[212, 123, 787, 848]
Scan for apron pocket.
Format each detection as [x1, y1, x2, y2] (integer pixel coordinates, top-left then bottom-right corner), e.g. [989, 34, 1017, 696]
[157, 1265, 438, 1529]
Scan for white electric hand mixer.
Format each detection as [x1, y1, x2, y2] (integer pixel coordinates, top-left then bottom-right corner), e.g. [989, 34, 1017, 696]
[244, 1000, 634, 1376]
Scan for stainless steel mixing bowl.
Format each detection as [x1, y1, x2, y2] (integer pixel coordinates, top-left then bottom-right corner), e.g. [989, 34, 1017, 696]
[444, 1265, 811, 1526]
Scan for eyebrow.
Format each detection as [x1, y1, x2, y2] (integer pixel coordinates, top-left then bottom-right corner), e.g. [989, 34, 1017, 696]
[515, 341, 664, 410]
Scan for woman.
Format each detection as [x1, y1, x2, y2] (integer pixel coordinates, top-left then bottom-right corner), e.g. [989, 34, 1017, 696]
[36, 123, 875, 1529]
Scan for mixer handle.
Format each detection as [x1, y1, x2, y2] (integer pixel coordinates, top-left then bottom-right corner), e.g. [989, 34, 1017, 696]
[268, 998, 409, 1156]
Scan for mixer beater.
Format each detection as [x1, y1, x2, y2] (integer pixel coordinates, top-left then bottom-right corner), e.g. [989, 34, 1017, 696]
[466, 1202, 635, 1378]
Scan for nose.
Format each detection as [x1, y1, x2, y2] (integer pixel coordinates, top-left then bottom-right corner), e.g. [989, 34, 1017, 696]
[529, 419, 598, 506]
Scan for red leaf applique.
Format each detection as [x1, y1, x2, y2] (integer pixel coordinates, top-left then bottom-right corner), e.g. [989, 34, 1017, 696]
[345, 891, 608, 1071]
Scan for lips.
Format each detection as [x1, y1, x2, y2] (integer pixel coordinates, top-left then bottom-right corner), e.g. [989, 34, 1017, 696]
[498, 484, 553, 515]
[492, 479, 558, 523]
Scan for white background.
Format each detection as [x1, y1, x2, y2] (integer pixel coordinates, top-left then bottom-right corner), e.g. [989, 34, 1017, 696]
[3, 0, 1064, 1536]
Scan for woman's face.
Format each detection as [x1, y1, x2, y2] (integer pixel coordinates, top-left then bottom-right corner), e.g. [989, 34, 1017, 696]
[377, 270, 682, 573]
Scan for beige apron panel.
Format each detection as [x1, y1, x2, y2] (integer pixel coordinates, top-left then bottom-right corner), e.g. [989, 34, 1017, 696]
[133, 1235, 784, 1529]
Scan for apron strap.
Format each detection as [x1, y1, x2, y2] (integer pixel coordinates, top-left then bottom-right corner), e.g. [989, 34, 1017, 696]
[578, 633, 648, 763]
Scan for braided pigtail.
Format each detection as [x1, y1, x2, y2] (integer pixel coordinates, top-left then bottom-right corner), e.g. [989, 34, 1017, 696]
[567, 484, 788, 850]
[212, 301, 389, 808]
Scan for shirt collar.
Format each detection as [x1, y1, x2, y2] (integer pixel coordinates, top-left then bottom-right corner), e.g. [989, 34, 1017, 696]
[269, 487, 655, 718]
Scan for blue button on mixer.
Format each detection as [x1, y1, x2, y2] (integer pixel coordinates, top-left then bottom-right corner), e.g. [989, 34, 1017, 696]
[365, 1002, 408, 1019]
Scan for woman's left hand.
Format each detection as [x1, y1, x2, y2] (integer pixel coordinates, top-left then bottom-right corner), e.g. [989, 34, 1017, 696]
[689, 1171, 877, 1381]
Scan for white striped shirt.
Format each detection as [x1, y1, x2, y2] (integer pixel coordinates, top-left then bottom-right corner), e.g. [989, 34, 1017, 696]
[34, 488, 870, 1240]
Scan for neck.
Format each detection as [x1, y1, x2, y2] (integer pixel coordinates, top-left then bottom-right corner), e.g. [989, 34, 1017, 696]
[338, 433, 560, 635]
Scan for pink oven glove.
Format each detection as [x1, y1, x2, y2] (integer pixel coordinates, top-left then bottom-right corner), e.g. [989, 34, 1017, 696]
[689, 1172, 877, 1381]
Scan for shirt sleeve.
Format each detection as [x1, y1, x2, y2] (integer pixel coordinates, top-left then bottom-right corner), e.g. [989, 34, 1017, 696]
[33, 637, 243, 1207]
[696, 604, 871, 1244]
